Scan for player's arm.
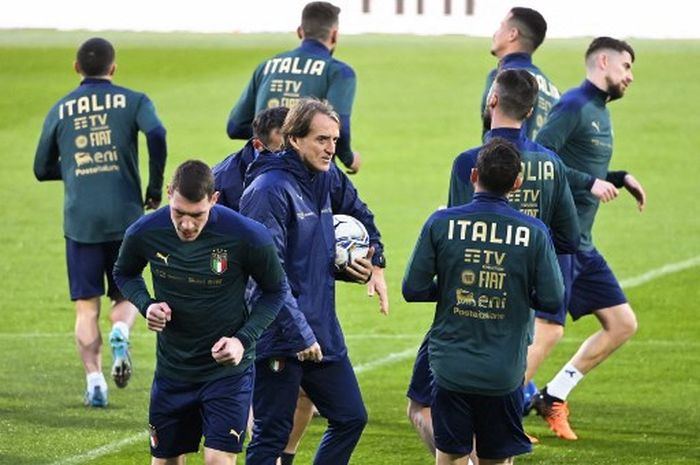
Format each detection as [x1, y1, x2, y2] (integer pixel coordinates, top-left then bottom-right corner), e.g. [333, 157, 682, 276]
[402, 216, 438, 302]
[33, 110, 62, 181]
[226, 70, 258, 140]
[447, 152, 476, 208]
[530, 228, 565, 314]
[326, 64, 358, 172]
[549, 159, 581, 254]
[606, 170, 646, 211]
[112, 227, 155, 317]
[240, 183, 317, 351]
[234, 231, 289, 350]
[136, 95, 167, 209]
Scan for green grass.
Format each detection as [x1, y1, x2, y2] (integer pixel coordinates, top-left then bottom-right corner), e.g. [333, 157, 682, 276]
[1, 30, 700, 464]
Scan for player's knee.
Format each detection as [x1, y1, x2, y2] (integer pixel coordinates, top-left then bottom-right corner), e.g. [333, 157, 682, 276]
[618, 309, 638, 341]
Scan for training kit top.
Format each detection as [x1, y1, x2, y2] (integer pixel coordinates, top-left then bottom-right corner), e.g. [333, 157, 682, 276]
[34, 78, 166, 244]
[536, 79, 616, 252]
[481, 53, 560, 140]
[449, 127, 580, 255]
[113, 205, 286, 382]
[227, 39, 357, 169]
[402, 193, 563, 395]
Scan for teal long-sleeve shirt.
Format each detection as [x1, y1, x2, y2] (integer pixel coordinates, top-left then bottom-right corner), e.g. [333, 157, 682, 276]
[536, 80, 615, 251]
[33, 78, 166, 243]
[448, 128, 580, 255]
[113, 205, 287, 382]
[402, 194, 563, 395]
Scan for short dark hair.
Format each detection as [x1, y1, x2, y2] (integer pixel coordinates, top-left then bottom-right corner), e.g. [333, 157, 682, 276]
[170, 160, 215, 202]
[476, 138, 522, 196]
[282, 98, 339, 146]
[509, 7, 547, 52]
[253, 107, 289, 147]
[494, 69, 539, 121]
[76, 37, 115, 77]
[301, 1, 340, 41]
[586, 36, 635, 62]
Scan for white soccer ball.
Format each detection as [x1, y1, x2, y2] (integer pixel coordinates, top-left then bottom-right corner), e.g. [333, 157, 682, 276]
[333, 214, 370, 270]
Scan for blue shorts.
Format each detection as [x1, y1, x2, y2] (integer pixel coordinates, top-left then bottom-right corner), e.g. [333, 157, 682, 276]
[406, 333, 433, 406]
[148, 367, 254, 458]
[65, 238, 123, 301]
[432, 385, 531, 459]
[536, 249, 627, 326]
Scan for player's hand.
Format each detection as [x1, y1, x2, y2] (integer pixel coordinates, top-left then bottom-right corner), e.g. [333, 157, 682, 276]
[144, 197, 161, 210]
[145, 302, 172, 332]
[211, 336, 245, 365]
[623, 173, 646, 211]
[297, 342, 323, 362]
[590, 178, 619, 203]
[367, 266, 389, 316]
[345, 151, 362, 175]
[345, 247, 373, 284]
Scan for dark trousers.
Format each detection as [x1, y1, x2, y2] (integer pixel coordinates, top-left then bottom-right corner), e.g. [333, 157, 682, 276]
[246, 355, 367, 465]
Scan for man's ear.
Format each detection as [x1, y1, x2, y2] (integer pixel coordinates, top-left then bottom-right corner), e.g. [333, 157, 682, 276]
[297, 26, 304, 40]
[210, 191, 220, 205]
[74, 61, 81, 75]
[511, 175, 524, 192]
[470, 168, 478, 186]
[166, 184, 174, 198]
[109, 63, 117, 77]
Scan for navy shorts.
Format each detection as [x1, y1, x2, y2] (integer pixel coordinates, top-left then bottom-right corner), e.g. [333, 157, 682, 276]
[432, 384, 531, 459]
[406, 333, 433, 406]
[65, 238, 123, 301]
[536, 249, 627, 326]
[148, 367, 254, 458]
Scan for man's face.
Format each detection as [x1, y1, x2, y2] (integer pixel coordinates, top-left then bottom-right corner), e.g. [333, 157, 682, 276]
[604, 50, 634, 100]
[168, 189, 217, 242]
[491, 12, 514, 57]
[291, 113, 339, 172]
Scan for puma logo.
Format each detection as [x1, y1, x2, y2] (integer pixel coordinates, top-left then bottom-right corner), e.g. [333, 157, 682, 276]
[591, 121, 601, 132]
[565, 369, 577, 378]
[229, 429, 243, 442]
[155, 252, 169, 265]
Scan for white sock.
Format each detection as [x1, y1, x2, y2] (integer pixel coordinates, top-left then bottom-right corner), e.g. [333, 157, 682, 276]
[112, 321, 130, 340]
[86, 371, 108, 391]
[546, 363, 583, 400]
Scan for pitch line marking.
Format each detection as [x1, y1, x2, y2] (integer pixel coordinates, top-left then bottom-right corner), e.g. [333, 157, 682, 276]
[618, 254, 700, 289]
[49, 432, 146, 465]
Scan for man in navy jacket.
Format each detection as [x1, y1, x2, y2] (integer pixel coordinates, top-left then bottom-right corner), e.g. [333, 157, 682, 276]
[240, 98, 388, 465]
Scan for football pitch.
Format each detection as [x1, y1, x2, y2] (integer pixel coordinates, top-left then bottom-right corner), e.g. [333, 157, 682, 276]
[1, 30, 699, 464]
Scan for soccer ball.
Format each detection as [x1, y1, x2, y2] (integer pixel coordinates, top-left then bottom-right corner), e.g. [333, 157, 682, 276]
[333, 214, 370, 270]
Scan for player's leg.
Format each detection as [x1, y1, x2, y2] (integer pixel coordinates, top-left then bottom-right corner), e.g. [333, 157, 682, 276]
[280, 387, 316, 465]
[66, 238, 109, 406]
[534, 249, 635, 440]
[105, 240, 137, 388]
[524, 319, 564, 384]
[302, 356, 367, 465]
[406, 334, 436, 454]
[246, 358, 303, 465]
[200, 366, 255, 465]
[432, 385, 477, 465]
[149, 374, 203, 464]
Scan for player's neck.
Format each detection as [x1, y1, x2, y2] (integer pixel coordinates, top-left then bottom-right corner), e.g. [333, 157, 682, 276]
[490, 112, 522, 131]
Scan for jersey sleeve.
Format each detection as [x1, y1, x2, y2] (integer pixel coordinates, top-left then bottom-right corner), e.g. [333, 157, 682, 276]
[226, 68, 259, 140]
[447, 153, 476, 207]
[326, 63, 357, 166]
[33, 108, 62, 181]
[402, 216, 438, 302]
[234, 233, 288, 349]
[548, 159, 581, 254]
[530, 229, 565, 314]
[112, 227, 154, 316]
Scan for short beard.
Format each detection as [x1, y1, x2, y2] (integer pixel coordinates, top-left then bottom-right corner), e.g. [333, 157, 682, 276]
[606, 76, 625, 101]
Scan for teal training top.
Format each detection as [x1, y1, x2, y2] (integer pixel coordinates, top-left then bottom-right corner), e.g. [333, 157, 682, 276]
[448, 127, 580, 255]
[113, 205, 287, 382]
[34, 78, 165, 243]
[402, 194, 563, 395]
[536, 80, 614, 251]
